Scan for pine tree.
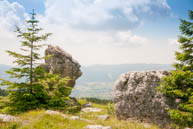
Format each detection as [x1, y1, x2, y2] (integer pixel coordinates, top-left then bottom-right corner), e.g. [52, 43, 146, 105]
[0, 10, 72, 113]
[0, 10, 51, 112]
[159, 10, 193, 128]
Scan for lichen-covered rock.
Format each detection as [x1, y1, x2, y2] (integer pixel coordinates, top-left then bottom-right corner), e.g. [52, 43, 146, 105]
[96, 114, 110, 121]
[81, 107, 102, 113]
[114, 71, 176, 127]
[45, 45, 82, 88]
[86, 125, 112, 129]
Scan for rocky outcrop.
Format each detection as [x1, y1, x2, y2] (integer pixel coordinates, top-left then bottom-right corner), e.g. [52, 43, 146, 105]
[114, 71, 176, 127]
[45, 45, 82, 88]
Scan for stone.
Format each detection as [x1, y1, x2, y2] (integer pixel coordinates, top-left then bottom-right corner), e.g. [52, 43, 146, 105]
[0, 114, 18, 122]
[45, 110, 61, 115]
[80, 118, 94, 123]
[96, 115, 110, 121]
[45, 45, 82, 88]
[114, 71, 176, 127]
[45, 110, 68, 119]
[45, 110, 95, 123]
[86, 125, 112, 129]
[81, 107, 102, 113]
[143, 123, 151, 128]
[82, 103, 92, 108]
[70, 116, 80, 120]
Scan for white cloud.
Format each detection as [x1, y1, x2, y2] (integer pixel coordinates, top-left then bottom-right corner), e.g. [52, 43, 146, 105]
[0, 0, 27, 30]
[0, 0, 176, 66]
[0, 0, 27, 65]
[44, 0, 171, 30]
[115, 31, 148, 47]
[168, 38, 178, 45]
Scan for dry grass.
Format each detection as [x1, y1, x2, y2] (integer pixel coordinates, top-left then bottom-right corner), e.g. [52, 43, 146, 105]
[0, 99, 161, 129]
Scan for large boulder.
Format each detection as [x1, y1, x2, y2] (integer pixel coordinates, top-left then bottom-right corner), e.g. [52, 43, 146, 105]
[114, 71, 176, 127]
[45, 45, 82, 88]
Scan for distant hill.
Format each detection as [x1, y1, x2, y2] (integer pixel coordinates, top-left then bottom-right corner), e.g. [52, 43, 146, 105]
[77, 64, 172, 83]
[0, 64, 12, 81]
[0, 64, 173, 99]
[0, 64, 24, 83]
[72, 64, 172, 99]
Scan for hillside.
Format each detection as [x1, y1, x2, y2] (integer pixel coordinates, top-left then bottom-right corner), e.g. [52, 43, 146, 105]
[77, 64, 172, 83]
[0, 64, 172, 99]
[0, 99, 161, 129]
[71, 64, 172, 99]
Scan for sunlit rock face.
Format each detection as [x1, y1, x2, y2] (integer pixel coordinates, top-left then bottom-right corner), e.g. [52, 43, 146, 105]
[45, 45, 82, 88]
[114, 71, 176, 127]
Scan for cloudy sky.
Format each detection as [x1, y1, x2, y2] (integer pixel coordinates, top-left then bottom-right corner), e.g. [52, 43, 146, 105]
[0, 0, 192, 66]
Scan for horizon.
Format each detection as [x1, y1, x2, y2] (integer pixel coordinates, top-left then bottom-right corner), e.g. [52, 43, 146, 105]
[0, 0, 193, 66]
[0, 63, 172, 67]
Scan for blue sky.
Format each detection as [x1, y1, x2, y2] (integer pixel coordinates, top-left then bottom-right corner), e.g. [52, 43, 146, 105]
[0, 0, 193, 65]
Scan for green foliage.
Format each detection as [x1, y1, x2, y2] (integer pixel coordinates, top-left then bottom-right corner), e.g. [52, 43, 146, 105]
[0, 88, 8, 96]
[0, 10, 72, 113]
[47, 77, 72, 110]
[106, 103, 114, 115]
[159, 10, 193, 128]
[81, 97, 113, 105]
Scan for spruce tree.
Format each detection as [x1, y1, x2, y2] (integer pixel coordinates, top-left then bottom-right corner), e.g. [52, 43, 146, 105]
[0, 10, 71, 113]
[0, 10, 51, 112]
[159, 10, 193, 128]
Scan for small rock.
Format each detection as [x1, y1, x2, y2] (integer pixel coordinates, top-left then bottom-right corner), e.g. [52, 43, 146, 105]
[82, 103, 92, 108]
[80, 118, 94, 123]
[45, 110, 60, 115]
[86, 125, 112, 129]
[96, 115, 110, 121]
[143, 123, 151, 128]
[82, 108, 102, 113]
[61, 114, 69, 119]
[0, 114, 18, 122]
[45, 110, 68, 119]
[70, 116, 80, 120]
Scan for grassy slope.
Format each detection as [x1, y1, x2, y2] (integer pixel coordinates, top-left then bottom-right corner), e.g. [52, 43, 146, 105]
[0, 99, 161, 129]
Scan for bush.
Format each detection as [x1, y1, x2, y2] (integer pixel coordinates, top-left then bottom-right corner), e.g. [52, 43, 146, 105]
[158, 10, 193, 128]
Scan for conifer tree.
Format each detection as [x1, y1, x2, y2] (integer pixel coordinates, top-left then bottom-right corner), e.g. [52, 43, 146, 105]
[0, 10, 72, 113]
[0, 10, 51, 112]
[159, 10, 193, 128]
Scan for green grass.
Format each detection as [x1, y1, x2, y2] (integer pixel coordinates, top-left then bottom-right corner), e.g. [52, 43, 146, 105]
[0, 99, 161, 129]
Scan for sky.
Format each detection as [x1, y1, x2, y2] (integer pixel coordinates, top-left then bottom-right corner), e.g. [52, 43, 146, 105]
[0, 0, 192, 66]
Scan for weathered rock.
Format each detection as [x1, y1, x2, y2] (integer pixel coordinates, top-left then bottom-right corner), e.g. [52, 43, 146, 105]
[45, 110, 68, 119]
[45, 110, 61, 115]
[96, 115, 110, 121]
[86, 125, 112, 129]
[81, 107, 102, 113]
[80, 118, 94, 123]
[70, 116, 80, 120]
[114, 71, 176, 127]
[45, 45, 82, 88]
[45, 110, 94, 123]
[0, 114, 18, 122]
[82, 103, 92, 108]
